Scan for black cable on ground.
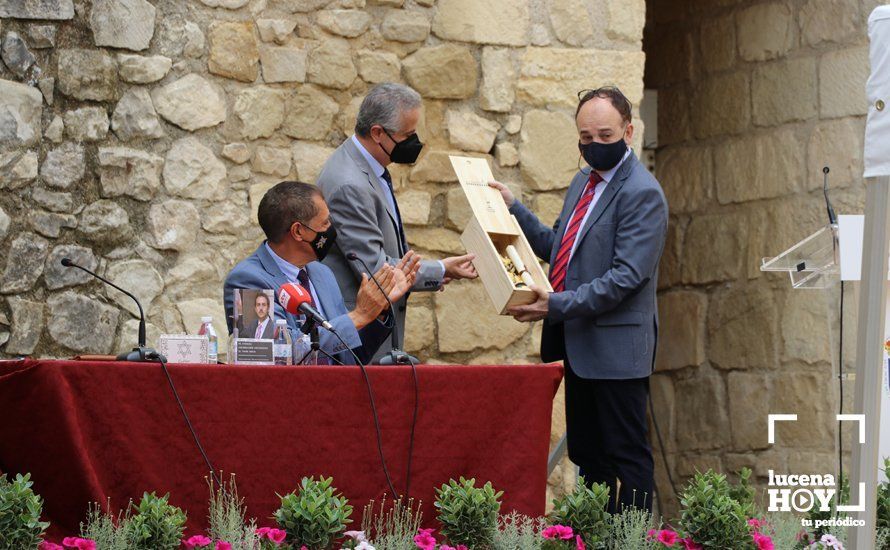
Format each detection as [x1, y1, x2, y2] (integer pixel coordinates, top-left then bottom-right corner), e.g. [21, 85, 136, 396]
[837, 280, 845, 519]
[333, 331, 399, 499]
[152, 353, 223, 489]
[404, 355, 419, 498]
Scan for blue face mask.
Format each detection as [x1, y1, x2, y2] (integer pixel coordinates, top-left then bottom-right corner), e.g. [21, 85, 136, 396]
[579, 134, 627, 171]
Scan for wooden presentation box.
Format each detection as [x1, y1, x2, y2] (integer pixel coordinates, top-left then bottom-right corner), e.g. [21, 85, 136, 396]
[449, 155, 553, 315]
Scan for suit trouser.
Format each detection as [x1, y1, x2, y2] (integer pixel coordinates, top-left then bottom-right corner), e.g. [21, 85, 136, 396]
[564, 361, 655, 513]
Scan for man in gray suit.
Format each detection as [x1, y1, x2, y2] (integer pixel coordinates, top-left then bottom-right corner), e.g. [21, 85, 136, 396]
[317, 83, 477, 363]
[491, 87, 668, 513]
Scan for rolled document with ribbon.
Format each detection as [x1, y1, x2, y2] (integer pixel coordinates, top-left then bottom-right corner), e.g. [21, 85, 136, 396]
[506, 245, 535, 287]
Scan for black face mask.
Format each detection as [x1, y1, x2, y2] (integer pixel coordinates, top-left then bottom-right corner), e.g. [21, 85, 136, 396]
[299, 222, 337, 262]
[579, 134, 628, 171]
[380, 128, 424, 164]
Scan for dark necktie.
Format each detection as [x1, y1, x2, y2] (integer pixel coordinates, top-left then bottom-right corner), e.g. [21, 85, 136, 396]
[296, 268, 312, 302]
[549, 172, 604, 292]
[381, 168, 408, 256]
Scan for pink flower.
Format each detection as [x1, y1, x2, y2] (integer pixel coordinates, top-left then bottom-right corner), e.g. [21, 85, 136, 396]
[576, 534, 585, 550]
[267, 529, 287, 544]
[748, 518, 766, 530]
[39, 543, 64, 550]
[752, 532, 774, 550]
[182, 535, 212, 548]
[256, 527, 271, 537]
[647, 529, 659, 540]
[413, 528, 437, 550]
[216, 542, 233, 550]
[62, 538, 97, 550]
[344, 530, 367, 542]
[680, 538, 703, 550]
[658, 529, 679, 546]
[542, 525, 574, 540]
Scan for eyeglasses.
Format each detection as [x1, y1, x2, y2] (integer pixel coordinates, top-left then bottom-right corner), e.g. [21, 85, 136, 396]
[575, 86, 633, 119]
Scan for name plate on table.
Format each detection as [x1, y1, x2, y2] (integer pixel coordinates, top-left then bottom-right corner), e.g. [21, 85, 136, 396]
[158, 335, 209, 364]
[233, 338, 274, 365]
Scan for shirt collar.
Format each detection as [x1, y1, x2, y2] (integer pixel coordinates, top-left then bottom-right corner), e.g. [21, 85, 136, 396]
[351, 134, 386, 179]
[264, 242, 303, 283]
[595, 147, 632, 184]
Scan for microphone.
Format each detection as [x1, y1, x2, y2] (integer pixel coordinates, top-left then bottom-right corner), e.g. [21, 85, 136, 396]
[822, 166, 838, 226]
[346, 252, 418, 366]
[60, 258, 163, 362]
[277, 283, 334, 333]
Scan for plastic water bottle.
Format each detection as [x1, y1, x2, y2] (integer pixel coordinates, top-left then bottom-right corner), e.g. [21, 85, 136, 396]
[197, 316, 218, 363]
[273, 319, 293, 365]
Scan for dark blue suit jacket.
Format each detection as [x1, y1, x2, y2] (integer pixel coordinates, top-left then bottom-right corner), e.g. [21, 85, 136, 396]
[223, 244, 391, 365]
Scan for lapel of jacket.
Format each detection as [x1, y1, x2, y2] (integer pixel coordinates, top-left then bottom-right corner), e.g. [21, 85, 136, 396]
[573, 151, 637, 251]
[343, 138, 400, 229]
[256, 243, 291, 291]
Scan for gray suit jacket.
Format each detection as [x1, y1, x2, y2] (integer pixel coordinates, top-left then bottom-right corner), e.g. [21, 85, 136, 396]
[317, 137, 442, 361]
[511, 151, 668, 379]
[243, 317, 274, 340]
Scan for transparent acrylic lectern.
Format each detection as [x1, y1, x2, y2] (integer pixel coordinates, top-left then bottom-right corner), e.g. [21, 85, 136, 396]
[761, 224, 840, 289]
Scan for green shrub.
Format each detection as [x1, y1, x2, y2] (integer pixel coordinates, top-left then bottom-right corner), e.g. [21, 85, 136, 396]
[434, 477, 503, 549]
[606, 507, 655, 550]
[208, 475, 259, 549]
[728, 468, 756, 518]
[360, 497, 423, 550]
[0, 473, 50, 550]
[274, 476, 353, 550]
[80, 501, 132, 550]
[878, 458, 890, 550]
[679, 470, 753, 550]
[125, 492, 187, 550]
[548, 477, 610, 549]
[492, 512, 544, 550]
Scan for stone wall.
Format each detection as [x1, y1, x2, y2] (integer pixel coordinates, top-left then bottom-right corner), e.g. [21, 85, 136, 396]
[645, 0, 878, 516]
[0, 0, 648, 507]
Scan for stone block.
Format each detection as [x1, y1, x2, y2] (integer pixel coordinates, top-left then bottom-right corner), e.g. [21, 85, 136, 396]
[152, 74, 227, 131]
[292, 141, 335, 182]
[5, 297, 44, 355]
[44, 245, 96, 290]
[111, 88, 164, 141]
[157, 16, 205, 59]
[259, 45, 308, 83]
[203, 199, 249, 234]
[257, 19, 297, 44]
[0, 78, 42, 146]
[57, 49, 118, 101]
[435, 279, 529, 352]
[708, 282, 779, 370]
[233, 87, 286, 139]
[656, 86, 691, 147]
[307, 39, 356, 90]
[117, 54, 172, 83]
[649, 373, 675, 452]
[446, 110, 498, 153]
[48, 291, 119, 353]
[605, 0, 645, 44]
[1, 232, 48, 293]
[105, 259, 164, 317]
[780, 289, 831, 365]
[45, 116, 63, 143]
[655, 290, 707, 371]
[356, 50, 400, 84]
[820, 46, 870, 119]
[30, 211, 77, 238]
[519, 109, 578, 191]
[0, 0, 73, 19]
[727, 371, 772, 451]
[63, 107, 109, 142]
[252, 145, 292, 177]
[675, 373, 731, 451]
[31, 188, 74, 213]
[98, 147, 163, 201]
[714, 128, 803, 204]
[681, 212, 747, 284]
[770, 371, 835, 448]
[403, 44, 477, 99]
[517, 47, 645, 109]
[807, 118, 864, 191]
[533, 192, 565, 227]
[0, 150, 37, 189]
[41, 142, 84, 189]
[282, 85, 338, 140]
[548, 0, 592, 47]
[208, 21, 259, 82]
[644, 25, 693, 88]
[78, 200, 130, 244]
[692, 72, 750, 139]
[431, 0, 529, 46]
[316, 9, 371, 37]
[800, 0, 859, 46]
[495, 142, 519, 167]
[1, 31, 36, 78]
[479, 47, 515, 112]
[163, 138, 228, 200]
[406, 227, 464, 255]
[222, 143, 251, 164]
[737, 2, 794, 62]
[90, 0, 155, 51]
[148, 200, 200, 251]
[752, 58, 818, 126]
[655, 146, 712, 214]
[380, 10, 430, 42]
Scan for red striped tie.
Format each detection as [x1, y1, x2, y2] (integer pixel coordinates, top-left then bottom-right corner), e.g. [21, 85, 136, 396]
[549, 172, 604, 292]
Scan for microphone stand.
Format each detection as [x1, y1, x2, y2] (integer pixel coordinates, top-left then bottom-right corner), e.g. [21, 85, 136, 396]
[61, 258, 164, 362]
[346, 254, 419, 365]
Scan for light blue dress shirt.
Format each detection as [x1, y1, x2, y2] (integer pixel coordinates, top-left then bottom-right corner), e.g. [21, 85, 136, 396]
[264, 243, 325, 317]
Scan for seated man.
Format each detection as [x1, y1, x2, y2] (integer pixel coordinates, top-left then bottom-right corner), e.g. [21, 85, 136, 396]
[224, 181, 419, 365]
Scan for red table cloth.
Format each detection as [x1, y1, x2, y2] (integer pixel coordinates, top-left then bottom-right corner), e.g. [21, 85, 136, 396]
[0, 359, 562, 538]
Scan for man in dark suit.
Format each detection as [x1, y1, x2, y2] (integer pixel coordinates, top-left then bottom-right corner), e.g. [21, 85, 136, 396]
[242, 292, 274, 339]
[317, 83, 477, 362]
[491, 87, 668, 513]
[224, 181, 419, 365]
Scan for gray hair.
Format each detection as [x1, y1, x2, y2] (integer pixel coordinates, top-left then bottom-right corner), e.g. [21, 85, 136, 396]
[354, 83, 422, 137]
